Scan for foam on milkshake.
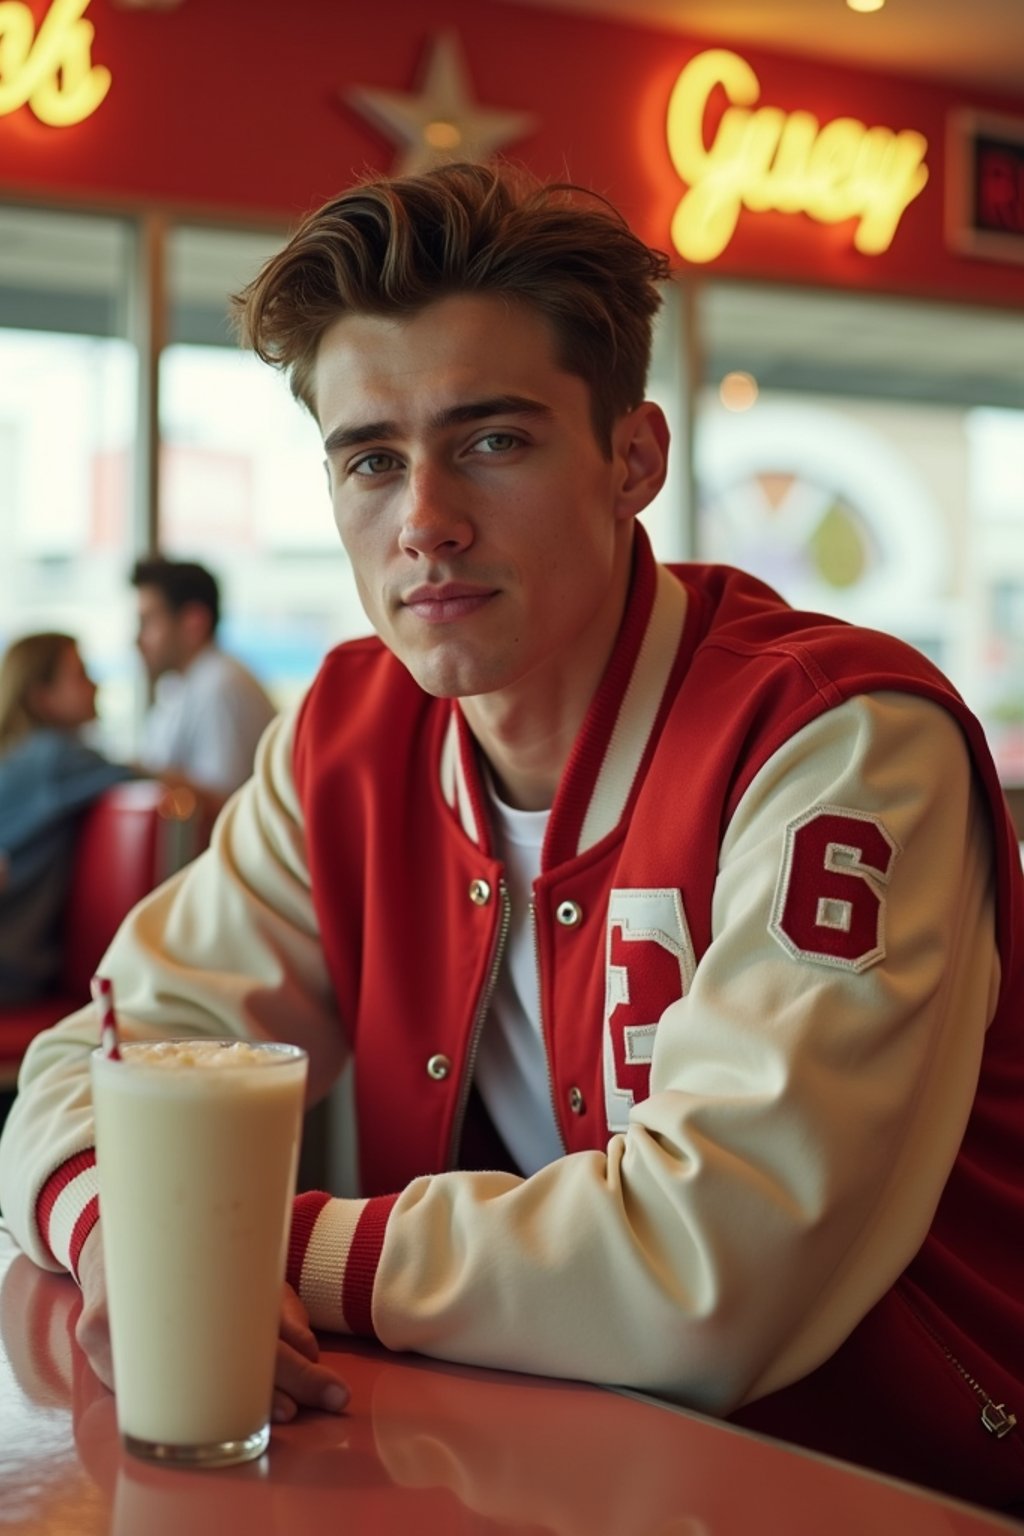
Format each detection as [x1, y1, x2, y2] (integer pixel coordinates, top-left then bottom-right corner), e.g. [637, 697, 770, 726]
[117, 1039, 296, 1070]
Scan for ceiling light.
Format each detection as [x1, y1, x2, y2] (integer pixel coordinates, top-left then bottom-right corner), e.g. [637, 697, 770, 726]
[719, 372, 759, 412]
[846, 0, 886, 12]
[424, 121, 463, 150]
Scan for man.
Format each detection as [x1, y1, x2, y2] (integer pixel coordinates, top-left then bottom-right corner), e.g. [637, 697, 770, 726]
[131, 557, 276, 807]
[1, 164, 1022, 1512]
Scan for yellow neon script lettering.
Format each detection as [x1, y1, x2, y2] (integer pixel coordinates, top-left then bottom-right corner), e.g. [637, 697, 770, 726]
[0, 0, 111, 127]
[666, 49, 929, 261]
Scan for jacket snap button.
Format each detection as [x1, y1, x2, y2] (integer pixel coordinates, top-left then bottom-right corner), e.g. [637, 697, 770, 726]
[556, 899, 583, 928]
[426, 1054, 451, 1081]
[468, 878, 492, 906]
[568, 1086, 586, 1114]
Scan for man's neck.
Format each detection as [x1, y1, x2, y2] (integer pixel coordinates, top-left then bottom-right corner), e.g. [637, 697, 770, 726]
[461, 693, 583, 811]
[175, 638, 214, 676]
[460, 600, 630, 811]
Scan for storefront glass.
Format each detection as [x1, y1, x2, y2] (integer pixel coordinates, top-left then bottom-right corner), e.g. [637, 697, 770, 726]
[695, 281, 1024, 785]
[160, 225, 371, 711]
[2, 205, 1022, 786]
[0, 206, 139, 755]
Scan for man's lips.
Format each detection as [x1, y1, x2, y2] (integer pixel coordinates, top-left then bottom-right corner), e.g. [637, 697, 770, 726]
[401, 584, 499, 624]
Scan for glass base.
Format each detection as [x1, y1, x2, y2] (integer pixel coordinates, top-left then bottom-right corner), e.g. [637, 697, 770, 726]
[123, 1422, 269, 1468]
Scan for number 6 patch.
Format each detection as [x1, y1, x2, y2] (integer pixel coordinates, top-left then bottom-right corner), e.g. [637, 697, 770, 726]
[769, 806, 900, 973]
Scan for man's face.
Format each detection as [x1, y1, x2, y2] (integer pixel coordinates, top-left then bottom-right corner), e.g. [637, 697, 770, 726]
[316, 293, 658, 707]
[135, 586, 185, 680]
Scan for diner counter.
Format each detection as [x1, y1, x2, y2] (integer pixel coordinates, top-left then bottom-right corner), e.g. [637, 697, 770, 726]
[1, 1228, 1020, 1535]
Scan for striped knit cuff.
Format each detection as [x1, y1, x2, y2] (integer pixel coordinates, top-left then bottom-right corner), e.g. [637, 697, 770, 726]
[35, 1150, 100, 1281]
[288, 1190, 399, 1337]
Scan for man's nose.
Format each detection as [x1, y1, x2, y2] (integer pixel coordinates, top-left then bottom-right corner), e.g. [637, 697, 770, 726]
[398, 464, 473, 558]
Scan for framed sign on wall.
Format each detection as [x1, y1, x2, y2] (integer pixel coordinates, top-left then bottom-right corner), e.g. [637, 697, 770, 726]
[947, 110, 1024, 264]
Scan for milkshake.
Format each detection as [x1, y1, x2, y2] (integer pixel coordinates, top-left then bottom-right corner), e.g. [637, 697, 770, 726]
[91, 1039, 308, 1467]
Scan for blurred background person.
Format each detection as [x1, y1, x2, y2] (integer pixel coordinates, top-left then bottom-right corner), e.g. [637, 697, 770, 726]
[131, 557, 276, 814]
[0, 633, 136, 1005]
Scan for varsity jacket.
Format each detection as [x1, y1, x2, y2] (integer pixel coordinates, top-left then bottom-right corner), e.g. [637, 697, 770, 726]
[2, 527, 1022, 1510]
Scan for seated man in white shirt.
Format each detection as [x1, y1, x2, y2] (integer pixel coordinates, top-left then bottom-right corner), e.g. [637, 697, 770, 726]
[131, 557, 276, 812]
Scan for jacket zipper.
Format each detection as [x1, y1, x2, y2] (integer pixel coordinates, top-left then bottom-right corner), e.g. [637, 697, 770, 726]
[530, 898, 566, 1153]
[446, 879, 512, 1168]
[908, 1300, 1018, 1440]
[944, 1351, 1018, 1439]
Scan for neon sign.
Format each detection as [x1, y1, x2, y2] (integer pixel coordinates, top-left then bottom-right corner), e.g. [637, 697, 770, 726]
[666, 49, 929, 262]
[0, 0, 111, 127]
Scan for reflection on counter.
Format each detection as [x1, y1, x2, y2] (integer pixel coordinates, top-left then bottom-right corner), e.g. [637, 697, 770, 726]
[1, 1233, 1015, 1536]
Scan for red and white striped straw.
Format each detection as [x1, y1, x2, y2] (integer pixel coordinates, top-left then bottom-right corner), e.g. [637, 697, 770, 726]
[90, 974, 121, 1061]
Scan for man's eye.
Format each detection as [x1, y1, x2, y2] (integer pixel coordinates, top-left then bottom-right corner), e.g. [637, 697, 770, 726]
[351, 452, 399, 476]
[473, 432, 521, 454]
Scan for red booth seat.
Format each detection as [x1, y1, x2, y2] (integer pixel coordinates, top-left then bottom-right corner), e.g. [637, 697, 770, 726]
[0, 781, 208, 1091]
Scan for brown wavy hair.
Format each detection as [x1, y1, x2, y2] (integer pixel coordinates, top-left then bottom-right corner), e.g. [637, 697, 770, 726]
[232, 161, 671, 455]
[0, 632, 76, 754]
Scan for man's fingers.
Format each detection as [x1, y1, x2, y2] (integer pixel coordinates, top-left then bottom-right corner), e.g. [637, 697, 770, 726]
[75, 1228, 115, 1391]
[279, 1283, 318, 1361]
[273, 1339, 349, 1422]
[69, 1260, 343, 1416]
[75, 1301, 115, 1390]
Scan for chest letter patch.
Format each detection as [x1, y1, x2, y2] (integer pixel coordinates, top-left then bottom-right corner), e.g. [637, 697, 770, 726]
[770, 805, 899, 973]
[604, 888, 696, 1132]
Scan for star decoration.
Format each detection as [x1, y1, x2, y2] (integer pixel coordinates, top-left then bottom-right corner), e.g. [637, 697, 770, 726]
[346, 31, 537, 176]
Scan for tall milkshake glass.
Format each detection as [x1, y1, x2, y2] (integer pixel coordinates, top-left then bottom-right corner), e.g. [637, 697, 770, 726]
[91, 1038, 308, 1467]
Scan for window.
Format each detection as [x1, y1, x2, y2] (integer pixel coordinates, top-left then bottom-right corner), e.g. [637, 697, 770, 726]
[695, 282, 1024, 783]
[161, 226, 368, 710]
[0, 207, 139, 754]
[3, 205, 1022, 788]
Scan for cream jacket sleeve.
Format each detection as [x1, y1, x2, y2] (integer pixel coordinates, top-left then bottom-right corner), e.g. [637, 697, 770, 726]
[293, 693, 999, 1411]
[0, 708, 347, 1272]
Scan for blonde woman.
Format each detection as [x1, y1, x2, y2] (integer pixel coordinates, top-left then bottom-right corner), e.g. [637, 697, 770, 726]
[0, 633, 134, 1003]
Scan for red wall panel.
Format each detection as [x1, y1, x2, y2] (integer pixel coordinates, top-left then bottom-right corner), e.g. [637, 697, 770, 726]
[1, 0, 1022, 309]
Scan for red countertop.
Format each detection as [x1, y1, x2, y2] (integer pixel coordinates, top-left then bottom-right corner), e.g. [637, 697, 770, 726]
[1, 1229, 1019, 1535]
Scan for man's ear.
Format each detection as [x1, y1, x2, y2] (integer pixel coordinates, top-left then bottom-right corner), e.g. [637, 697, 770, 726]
[180, 601, 215, 650]
[611, 401, 670, 522]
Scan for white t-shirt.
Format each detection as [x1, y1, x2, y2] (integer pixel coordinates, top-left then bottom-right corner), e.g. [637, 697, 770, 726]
[473, 780, 564, 1176]
[140, 644, 277, 797]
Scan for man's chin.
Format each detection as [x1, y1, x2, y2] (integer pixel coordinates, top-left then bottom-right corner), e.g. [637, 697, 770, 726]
[405, 657, 510, 703]
[414, 676, 481, 702]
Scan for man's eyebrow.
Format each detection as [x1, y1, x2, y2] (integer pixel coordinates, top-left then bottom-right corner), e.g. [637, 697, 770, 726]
[323, 420, 396, 455]
[322, 395, 551, 455]
[432, 395, 552, 430]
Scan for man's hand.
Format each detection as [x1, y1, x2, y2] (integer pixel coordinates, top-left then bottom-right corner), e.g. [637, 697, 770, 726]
[75, 1226, 113, 1389]
[272, 1284, 349, 1422]
[74, 1227, 349, 1419]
